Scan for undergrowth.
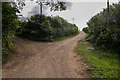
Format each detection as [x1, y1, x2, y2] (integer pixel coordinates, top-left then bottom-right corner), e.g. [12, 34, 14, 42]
[76, 39, 120, 79]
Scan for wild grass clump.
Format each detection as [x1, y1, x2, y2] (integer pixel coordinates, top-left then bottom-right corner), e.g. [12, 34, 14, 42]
[77, 40, 119, 78]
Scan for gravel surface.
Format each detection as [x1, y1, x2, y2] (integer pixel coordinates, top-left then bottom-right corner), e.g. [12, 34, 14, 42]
[2, 31, 90, 78]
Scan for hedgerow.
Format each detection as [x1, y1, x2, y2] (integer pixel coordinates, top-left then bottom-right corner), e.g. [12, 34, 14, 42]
[17, 15, 79, 41]
[83, 3, 120, 54]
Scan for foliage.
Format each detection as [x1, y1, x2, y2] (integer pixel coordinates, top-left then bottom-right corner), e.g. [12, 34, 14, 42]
[17, 15, 79, 41]
[83, 3, 120, 54]
[36, 1, 66, 11]
[76, 40, 120, 78]
[2, 2, 20, 62]
[16, 0, 66, 11]
[82, 27, 90, 34]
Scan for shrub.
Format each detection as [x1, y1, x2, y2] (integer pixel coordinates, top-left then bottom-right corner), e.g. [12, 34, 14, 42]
[86, 3, 120, 54]
[2, 2, 19, 62]
[82, 27, 90, 34]
[17, 15, 79, 41]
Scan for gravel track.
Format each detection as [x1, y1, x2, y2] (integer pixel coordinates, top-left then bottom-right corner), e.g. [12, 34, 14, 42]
[2, 31, 90, 78]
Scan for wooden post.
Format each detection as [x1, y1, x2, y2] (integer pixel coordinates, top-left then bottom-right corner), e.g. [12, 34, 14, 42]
[107, 0, 109, 27]
[40, 2, 42, 23]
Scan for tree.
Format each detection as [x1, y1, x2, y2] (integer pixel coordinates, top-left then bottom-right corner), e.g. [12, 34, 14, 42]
[17, 0, 67, 22]
[86, 3, 120, 54]
[2, 2, 20, 62]
[36, 0, 67, 22]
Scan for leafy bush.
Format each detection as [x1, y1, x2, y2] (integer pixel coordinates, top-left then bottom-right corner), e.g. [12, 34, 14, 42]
[82, 27, 90, 34]
[84, 3, 120, 54]
[17, 15, 79, 41]
[2, 2, 19, 62]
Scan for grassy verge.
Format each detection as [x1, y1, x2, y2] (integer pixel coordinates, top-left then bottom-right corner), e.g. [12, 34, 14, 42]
[76, 39, 119, 78]
[53, 32, 80, 42]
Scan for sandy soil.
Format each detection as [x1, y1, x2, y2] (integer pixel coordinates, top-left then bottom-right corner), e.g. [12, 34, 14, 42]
[2, 31, 90, 78]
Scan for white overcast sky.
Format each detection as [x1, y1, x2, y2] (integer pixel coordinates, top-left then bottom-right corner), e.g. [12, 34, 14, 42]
[20, 0, 119, 30]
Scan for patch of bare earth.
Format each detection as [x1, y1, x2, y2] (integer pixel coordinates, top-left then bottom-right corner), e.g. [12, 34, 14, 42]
[2, 31, 91, 78]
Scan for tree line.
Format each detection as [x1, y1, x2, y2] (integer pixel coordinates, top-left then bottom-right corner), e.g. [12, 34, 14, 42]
[83, 2, 120, 54]
[17, 15, 79, 41]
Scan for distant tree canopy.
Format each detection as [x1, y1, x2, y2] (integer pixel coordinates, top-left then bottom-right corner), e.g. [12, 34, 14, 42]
[17, 15, 79, 41]
[82, 3, 120, 54]
[82, 27, 89, 34]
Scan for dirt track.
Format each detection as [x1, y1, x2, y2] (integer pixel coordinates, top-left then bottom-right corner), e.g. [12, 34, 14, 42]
[2, 31, 90, 78]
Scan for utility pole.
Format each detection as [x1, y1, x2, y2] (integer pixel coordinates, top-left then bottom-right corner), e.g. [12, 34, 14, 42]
[107, 0, 109, 27]
[72, 18, 75, 24]
[40, 2, 42, 23]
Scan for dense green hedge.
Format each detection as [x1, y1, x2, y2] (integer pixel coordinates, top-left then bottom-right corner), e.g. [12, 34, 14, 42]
[83, 3, 120, 54]
[17, 15, 79, 41]
[2, 2, 19, 62]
